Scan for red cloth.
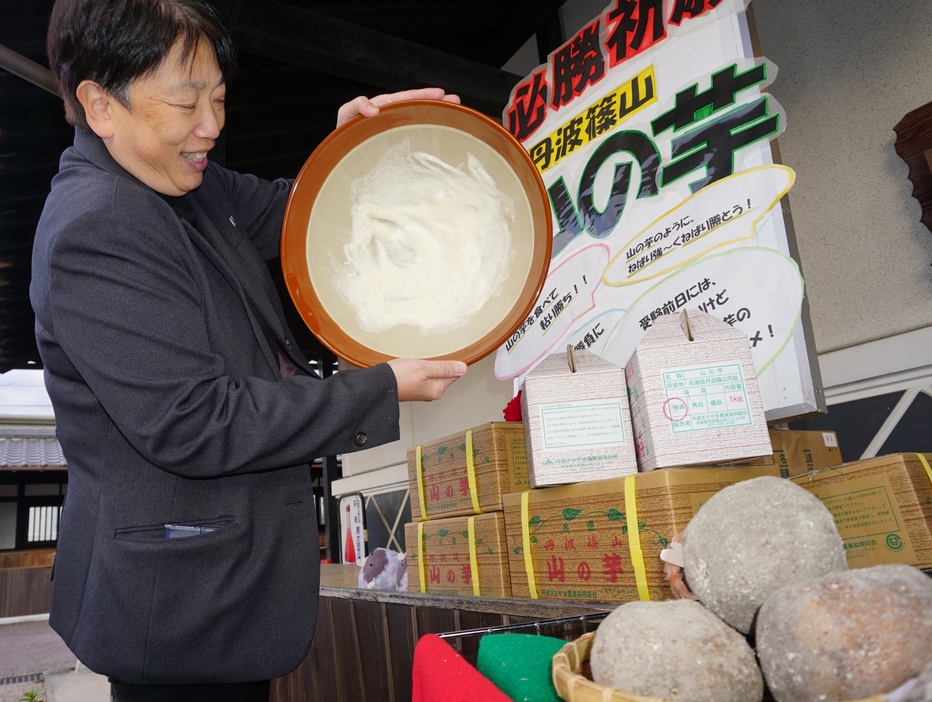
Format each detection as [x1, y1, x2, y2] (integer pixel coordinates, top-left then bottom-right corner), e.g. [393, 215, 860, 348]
[503, 390, 523, 422]
[412, 634, 512, 702]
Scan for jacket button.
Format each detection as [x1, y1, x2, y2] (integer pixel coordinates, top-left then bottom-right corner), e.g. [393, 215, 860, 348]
[353, 432, 368, 447]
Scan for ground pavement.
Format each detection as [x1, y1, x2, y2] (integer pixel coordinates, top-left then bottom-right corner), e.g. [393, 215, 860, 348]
[0, 616, 109, 702]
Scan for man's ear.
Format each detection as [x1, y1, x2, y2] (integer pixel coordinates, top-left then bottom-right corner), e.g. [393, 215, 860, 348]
[76, 80, 117, 139]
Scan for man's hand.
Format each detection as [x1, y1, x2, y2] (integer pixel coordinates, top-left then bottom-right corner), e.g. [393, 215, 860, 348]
[387, 358, 467, 402]
[336, 88, 461, 128]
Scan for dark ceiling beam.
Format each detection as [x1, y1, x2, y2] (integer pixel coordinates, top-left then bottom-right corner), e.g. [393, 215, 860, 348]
[209, 0, 246, 26]
[0, 43, 60, 97]
[535, 0, 565, 64]
[223, 0, 523, 118]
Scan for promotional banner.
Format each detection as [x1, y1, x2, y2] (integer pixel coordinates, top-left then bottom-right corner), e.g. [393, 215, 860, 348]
[496, 0, 821, 420]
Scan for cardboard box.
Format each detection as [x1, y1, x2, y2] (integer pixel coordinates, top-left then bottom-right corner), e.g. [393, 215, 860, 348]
[503, 465, 780, 602]
[404, 512, 511, 597]
[738, 429, 843, 476]
[521, 348, 638, 488]
[625, 310, 772, 471]
[407, 422, 527, 521]
[791, 453, 932, 570]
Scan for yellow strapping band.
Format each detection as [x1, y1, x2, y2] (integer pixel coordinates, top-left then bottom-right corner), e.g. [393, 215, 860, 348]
[465, 429, 481, 514]
[467, 516, 480, 596]
[521, 490, 539, 599]
[417, 520, 426, 593]
[917, 453, 932, 487]
[415, 445, 428, 520]
[624, 474, 651, 601]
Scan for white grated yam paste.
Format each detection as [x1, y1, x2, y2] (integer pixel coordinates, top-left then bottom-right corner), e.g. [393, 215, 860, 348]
[333, 140, 514, 335]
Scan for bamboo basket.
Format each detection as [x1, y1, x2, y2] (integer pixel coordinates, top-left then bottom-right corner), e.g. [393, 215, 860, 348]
[552, 633, 669, 702]
[551, 632, 888, 702]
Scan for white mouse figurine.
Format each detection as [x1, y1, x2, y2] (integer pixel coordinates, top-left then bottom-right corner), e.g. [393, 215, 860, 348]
[357, 547, 409, 591]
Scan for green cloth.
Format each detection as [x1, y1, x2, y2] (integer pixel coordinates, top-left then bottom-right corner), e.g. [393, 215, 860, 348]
[477, 633, 565, 702]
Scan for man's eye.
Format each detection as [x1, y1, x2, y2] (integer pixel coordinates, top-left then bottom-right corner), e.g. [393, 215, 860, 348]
[178, 104, 197, 110]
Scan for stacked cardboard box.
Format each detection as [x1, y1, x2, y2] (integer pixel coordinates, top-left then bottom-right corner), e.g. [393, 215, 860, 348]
[739, 429, 843, 476]
[407, 422, 527, 521]
[403, 422, 525, 597]
[792, 453, 932, 570]
[403, 513, 511, 598]
[502, 465, 781, 603]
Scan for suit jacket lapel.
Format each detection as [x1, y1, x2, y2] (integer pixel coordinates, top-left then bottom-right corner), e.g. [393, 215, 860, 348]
[182, 216, 283, 379]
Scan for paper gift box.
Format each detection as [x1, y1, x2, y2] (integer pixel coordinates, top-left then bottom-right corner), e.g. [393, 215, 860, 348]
[625, 309, 771, 471]
[502, 465, 780, 602]
[791, 453, 932, 570]
[407, 422, 527, 521]
[520, 348, 638, 488]
[404, 512, 511, 597]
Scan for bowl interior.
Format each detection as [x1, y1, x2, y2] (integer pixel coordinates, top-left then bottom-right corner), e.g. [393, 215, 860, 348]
[281, 101, 551, 366]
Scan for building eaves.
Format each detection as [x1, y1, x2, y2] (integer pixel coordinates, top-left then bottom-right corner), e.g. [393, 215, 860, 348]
[0, 425, 66, 470]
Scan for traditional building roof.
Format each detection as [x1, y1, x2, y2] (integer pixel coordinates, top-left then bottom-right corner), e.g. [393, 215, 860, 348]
[0, 426, 66, 470]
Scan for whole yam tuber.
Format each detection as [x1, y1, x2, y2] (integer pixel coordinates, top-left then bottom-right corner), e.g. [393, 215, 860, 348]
[682, 476, 847, 633]
[756, 564, 932, 702]
[590, 599, 763, 702]
[904, 661, 932, 702]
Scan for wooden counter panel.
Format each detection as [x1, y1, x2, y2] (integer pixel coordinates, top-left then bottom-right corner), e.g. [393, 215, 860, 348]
[272, 571, 614, 702]
[383, 601, 417, 702]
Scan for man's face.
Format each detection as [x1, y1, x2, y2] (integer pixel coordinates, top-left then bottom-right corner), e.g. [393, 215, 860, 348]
[105, 37, 226, 196]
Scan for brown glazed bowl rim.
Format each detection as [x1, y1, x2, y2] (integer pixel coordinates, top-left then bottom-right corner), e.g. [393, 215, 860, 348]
[280, 100, 553, 367]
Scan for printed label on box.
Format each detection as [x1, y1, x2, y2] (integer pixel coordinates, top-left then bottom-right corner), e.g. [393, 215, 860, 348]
[661, 361, 752, 434]
[822, 432, 838, 447]
[539, 400, 627, 450]
[512, 496, 672, 601]
[508, 437, 529, 488]
[805, 472, 917, 568]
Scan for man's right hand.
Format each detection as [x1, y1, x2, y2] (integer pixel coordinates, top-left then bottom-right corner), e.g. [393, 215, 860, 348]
[386, 358, 467, 402]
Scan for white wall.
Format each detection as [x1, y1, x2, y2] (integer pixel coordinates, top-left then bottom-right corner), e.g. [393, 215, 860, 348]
[749, 0, 932, 353]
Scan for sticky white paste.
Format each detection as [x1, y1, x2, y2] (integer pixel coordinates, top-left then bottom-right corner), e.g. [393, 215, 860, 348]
[332, 141, 514, 335]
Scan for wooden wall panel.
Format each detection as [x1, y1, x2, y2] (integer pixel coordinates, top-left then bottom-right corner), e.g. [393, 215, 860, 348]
[383, 601, 417, 701]
[0, 565, 53, 617]
[327, 598, 365, 702]
[351, 600, 393, 702]
[307, 597, 339, 702]
[0, 548, 55, 569]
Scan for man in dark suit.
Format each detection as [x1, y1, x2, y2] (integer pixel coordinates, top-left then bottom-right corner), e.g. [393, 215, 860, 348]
[32, 1, 465, 699]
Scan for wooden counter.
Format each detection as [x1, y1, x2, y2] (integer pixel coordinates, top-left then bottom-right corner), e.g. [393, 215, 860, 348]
[271, 565, 615, 702]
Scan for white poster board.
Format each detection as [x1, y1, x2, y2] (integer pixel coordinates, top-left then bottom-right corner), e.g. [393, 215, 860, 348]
[496, 0, 823, 421]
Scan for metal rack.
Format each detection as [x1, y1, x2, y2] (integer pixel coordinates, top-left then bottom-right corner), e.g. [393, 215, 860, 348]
[438, 611, 610, 641]
[437, 611, 613, 665]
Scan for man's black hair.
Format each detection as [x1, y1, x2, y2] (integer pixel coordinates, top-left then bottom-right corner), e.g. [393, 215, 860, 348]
[47, 0, 237, 131]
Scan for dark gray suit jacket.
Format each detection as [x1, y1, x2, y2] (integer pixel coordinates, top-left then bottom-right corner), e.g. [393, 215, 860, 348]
[30, 130, 400, 684]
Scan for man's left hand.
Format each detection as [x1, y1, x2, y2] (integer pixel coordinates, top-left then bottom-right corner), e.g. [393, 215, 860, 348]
[336, 88, 461, 128]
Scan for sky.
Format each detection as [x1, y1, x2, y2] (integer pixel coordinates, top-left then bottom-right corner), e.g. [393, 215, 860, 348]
[0, 369, 54, 418]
